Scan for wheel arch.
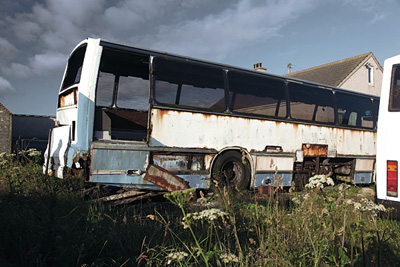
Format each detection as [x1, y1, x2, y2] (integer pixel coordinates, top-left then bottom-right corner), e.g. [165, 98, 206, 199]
[210, 147, 255, 187]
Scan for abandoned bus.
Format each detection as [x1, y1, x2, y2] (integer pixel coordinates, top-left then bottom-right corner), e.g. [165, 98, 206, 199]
[376, 54, 400, 215]
[44, 38, 379, 191]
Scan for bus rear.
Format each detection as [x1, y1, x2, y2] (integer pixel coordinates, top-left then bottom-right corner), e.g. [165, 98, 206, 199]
[376, 54, 400, 216]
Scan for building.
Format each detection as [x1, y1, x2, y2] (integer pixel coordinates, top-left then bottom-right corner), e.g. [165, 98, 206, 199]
[0, 102, 55, 154]
[12, 114, 55, 153]
[0, 103, 12, 153]
[285, 52, 383, 96]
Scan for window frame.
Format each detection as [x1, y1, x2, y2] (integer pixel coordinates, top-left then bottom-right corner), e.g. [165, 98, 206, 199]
[227, 70, 288, 119]
[389, 64, 400, 112]
[287, 81, 336, 124]
[153, 57, 227, 113]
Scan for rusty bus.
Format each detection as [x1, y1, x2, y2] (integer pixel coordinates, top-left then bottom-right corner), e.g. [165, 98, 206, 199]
[44, 38, 379, 191]
[376, 54, 400, 215]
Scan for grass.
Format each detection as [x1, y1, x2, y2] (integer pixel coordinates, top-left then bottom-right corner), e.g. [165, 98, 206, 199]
[1, 151, 400, 266]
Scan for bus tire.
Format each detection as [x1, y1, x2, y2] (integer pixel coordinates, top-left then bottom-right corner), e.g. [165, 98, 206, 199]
[211, 151, 251, 190]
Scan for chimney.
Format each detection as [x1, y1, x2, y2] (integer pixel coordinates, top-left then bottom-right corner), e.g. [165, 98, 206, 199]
[253, 62, 267, 72]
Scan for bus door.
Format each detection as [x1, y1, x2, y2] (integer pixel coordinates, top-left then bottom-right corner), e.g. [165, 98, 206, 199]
[90, 47, 154, 187]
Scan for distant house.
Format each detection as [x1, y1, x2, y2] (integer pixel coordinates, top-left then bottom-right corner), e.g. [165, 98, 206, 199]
[0, 103, 12, 153]
[0, 102, 55, 154]
[285, 52, 383, 96]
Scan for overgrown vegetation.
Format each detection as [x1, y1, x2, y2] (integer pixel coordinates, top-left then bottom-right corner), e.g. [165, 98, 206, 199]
[1, 151, 400, 266]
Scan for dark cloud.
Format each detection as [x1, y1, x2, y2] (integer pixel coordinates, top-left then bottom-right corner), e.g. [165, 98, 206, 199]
[0, 76, 15, 97]
[0, 0, 395, 113]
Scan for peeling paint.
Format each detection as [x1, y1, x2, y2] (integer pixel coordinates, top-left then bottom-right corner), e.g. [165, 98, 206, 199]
[144, 164, 190, 192]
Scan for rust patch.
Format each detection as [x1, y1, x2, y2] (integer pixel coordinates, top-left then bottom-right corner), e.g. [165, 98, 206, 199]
[59, 88, 77, 107]
[144, 164, 190, 192]
[257, 185, 274, 198]
[302, 144, 328, 157]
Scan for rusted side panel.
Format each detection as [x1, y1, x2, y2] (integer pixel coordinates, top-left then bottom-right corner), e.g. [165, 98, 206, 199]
[150, 109, 376, 157]
[255, 156, 294, 171]
[302, 144, 328, 157]
[144, 164, 190, 192]
[91, 148, 149, 171]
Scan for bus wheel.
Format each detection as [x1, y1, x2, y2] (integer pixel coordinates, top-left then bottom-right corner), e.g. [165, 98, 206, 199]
[212, 151, 251, 190]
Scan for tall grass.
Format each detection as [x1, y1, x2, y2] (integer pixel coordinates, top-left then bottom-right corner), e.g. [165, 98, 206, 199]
[1, 152, 400, 266]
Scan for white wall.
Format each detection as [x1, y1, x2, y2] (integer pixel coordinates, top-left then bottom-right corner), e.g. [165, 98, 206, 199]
[341, 57, 382, 96]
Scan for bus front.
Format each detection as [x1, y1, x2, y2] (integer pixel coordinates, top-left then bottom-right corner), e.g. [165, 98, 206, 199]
[44, 39, 101, 178]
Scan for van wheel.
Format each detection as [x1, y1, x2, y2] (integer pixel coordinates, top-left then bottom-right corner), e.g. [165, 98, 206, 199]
[212, 151, 251, 190]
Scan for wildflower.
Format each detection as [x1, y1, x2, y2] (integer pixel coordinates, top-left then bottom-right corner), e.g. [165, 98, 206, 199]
[27, 148, 41, 157]
[167, 251, 188, 265]
[291, 193, 310, 205]
[338, 183, 350, 192]
[353, 198, 386, 215]
[187, 208, 227, 221]
[305, 175, 335, 189]
[164, 188, 196, 208]
[220, 252, 240, 264]
[182, 208, 227, 228]
[292, 197, 301, 205]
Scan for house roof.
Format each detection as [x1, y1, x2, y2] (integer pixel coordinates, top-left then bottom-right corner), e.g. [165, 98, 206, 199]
[285, 52, 382, 87]
[0, 102, 12, 115]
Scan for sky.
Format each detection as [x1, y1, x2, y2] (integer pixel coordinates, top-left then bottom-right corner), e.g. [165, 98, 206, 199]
[1, 0, 399, 116]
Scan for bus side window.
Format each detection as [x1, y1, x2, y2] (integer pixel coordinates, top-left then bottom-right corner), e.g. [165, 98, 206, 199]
[94, 48, 150, 141]
[336, 92, 374, 128]
[154, 58, 226, 112]
[389, 65, 400, 111]
[228, 71, 287, 118]
[288, 82, 335, 124]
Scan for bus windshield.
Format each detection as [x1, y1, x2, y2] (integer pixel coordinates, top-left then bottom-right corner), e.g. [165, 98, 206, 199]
[61, 45, 87, 90]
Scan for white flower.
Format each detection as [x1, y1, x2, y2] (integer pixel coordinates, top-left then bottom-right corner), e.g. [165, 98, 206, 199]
[220, 252, 240, 263]
[27, 148, 41, 157]
[186, 208, 227, 221]
[167, 251, 188, 265]
[353, 199, 386, 214]
[305, 175, 335, 189]
[292, 197, 301, 205]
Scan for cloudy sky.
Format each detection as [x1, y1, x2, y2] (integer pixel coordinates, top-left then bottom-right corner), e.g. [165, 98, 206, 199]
[1, 0, 399, 115]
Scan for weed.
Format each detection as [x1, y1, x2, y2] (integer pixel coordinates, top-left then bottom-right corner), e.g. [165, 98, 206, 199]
[1, 156, 400, 266]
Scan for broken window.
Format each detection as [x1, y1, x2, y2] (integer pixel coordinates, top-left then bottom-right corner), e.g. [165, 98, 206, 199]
[154, 58, 226, 112]
[288, 82, 335, 124]
[61, 44, 86, 90]
[58, 45, 86, 108]
[228, 71, 287, 118]
[94, 47, 150, 141]
[336, 92, 374, 128]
